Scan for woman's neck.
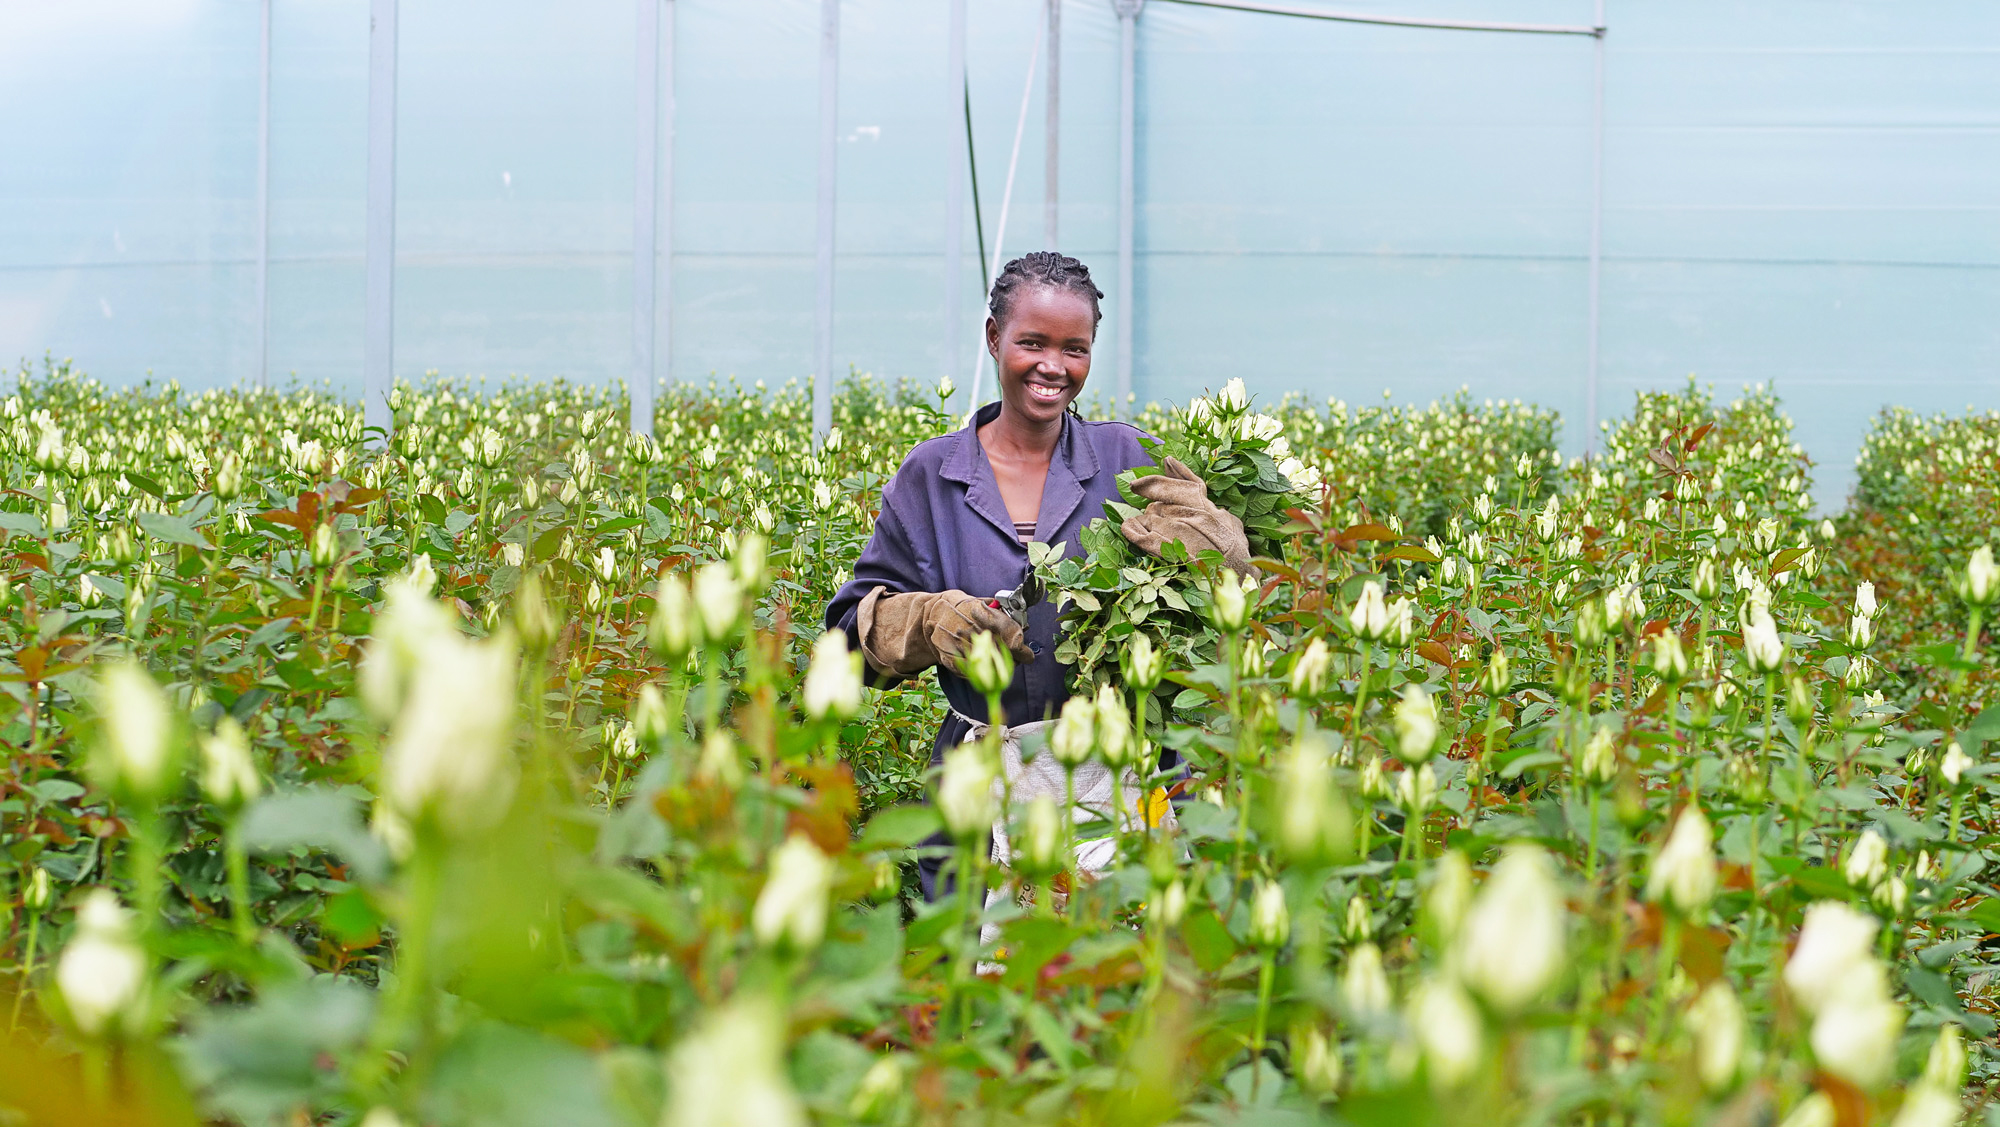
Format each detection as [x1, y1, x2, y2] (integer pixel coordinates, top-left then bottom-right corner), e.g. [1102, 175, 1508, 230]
[980, 404, 1063, 462]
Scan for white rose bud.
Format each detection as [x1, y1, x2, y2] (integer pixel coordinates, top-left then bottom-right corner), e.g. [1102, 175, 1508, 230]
[1093, 683, 1133, 767]
[1392, 684, 1438, 764]
[1957, 545, 1999, 607]
[961, 631, 1014, 697]
[1294, 1024, 1344, 1096]
[650, 573, 695, 658]
[937, 744, 998, 842]
[691, 561, 742, 644]
[1940, 741, 1973, 786]
[1121, 632, 1165, 691]
[1685, 981, 1744, 1092]
[1249, 879, 1290, 948]
[198, 715, 262, 807]
[752, 834, 833, 952]
[90, 661, 177, 802]
[1410, 978, 1483, 1090]
[1784, 901, 1881, 1014]
[1456, 844, 1566, 1013]
[1921, 1023, 1967, 1091]
[801, 630, 864, 720]
[56, 889, 147, 1037]
[1019, 796, 1064, 877]
[1742, 609, 1786, 674]
[1347, 580, 1389, 641]
[1890, 1087, 1963, 1127]
[1209, 572, 1250, 632]
[1844, 829, 1890, 889]
[1289, 636, 1331, 697]
[1646, 805, 1718, 915]
[1048, 695, 1096, 768]
[1341, 942, 1392, 1020]
[1277, 738, 1348, 864]
[663, 997, 806, 1127]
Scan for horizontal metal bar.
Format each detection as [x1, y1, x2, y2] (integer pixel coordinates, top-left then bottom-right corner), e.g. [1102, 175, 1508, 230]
[1158, 0, 1601, 36]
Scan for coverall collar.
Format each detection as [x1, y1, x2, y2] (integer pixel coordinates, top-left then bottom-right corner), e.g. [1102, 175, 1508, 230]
[938, 401, 1103, 548]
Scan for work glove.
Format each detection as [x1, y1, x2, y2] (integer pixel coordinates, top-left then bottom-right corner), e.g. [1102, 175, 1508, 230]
[1120, 456, 1254, 575]
[857, 587, 1035, 679]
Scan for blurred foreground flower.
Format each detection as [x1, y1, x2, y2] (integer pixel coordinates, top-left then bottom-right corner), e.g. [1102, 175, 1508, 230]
[664, 996, 805, 1127]
[198, 715, 261, 807]
[1684, 981, 1744, 1092]
[802, 630, 864, 720]
[1456, 844, 1565, 1013]
[89, 660, 176, 802]
[367, 570, 521, 837]
[938, 744, 998, 842]
[1784, 901, 1903, 1090]
[1393, 685, 1437, 764]
[1410, 978, 1483, 1089]
[753, 835, 833, 952]
[56, 889, 146, 1036]
[1646, 805, 1717, 915]
[1957, 545, 1998, 607]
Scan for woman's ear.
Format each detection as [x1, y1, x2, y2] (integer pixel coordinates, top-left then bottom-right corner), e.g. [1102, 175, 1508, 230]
[985, 315, 1000, 358]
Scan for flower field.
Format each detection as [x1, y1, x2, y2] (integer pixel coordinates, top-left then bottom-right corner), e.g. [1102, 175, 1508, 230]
[2, 361, 1998, 1127]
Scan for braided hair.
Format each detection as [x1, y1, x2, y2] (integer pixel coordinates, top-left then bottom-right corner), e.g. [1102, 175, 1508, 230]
[987, 251, 1105, 333]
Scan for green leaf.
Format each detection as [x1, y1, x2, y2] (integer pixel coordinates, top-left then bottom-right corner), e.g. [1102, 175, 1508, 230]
[1965, 704, 2000, 747]
[1954, 897, 2000, 934]
[857, 804, 943, 850]
[1787, 866, 1851, 901]
[239, 788, 390, 882]
[121, 470, 167, 498]
[0, 511, 47, 539]
[137, 511, 210, 548]
[1182, 908, 1237, 972]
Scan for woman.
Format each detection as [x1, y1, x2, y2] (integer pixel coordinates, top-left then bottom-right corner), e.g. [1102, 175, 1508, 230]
[825, 252, 1249, 896]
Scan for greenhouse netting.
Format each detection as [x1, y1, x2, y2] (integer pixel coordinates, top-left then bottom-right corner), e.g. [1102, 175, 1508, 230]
[2, 0, 1996, 505]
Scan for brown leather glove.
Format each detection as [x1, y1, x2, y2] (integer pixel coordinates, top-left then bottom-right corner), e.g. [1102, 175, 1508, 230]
[1120, 456, 1254, 574]
[856, 587, 1034, 679]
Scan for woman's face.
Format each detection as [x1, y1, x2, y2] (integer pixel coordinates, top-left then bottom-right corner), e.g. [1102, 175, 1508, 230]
[986, 284, 1095, 428]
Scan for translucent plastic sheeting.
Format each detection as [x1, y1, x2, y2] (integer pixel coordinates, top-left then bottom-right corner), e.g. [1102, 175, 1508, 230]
[1, 0, 1996, 508]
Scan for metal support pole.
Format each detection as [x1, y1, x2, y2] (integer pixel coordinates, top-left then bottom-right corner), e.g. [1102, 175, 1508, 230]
[812, 0, 839, 441]
[632, 0, 659, 437]
[1114, 0, 1141, 414]
[1045, 0, 1060, 250]
[661, 0, 675, 401]
[945, 0, 967, 402]
[364, 0, 397, 441]
[1585, 4, 1605, 452]
[255, 0, 271, 388]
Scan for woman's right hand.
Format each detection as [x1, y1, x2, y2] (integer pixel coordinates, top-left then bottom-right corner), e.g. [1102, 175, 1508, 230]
[858, 588, 1034, 678]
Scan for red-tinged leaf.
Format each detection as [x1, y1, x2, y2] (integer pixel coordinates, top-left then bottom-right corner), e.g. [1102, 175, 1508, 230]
[1638, 618, 1671, 638]
[332, 488, 386, 513]
[15, 645, 48, 682]
[1343, 522, 1398, 542]
[1770, 547, 1807, 574]
[1379, 544, 1440, 564]
[1683, 421, 1716, 452]
[1647, 448, 1680, 472]
[1253, 558, 1301, 583]
[1417, 641, 1454, 668]
[256, 508, 308, 531]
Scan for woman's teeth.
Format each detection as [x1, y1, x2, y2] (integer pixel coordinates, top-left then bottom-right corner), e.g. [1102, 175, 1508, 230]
[1028, 382, 1065, 401]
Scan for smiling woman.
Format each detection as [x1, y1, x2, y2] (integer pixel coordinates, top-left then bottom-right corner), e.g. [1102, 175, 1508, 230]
[824, 251, 1253, 898]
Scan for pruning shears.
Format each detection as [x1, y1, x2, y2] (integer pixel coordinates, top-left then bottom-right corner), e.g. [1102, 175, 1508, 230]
[989, 570, 1045, 633]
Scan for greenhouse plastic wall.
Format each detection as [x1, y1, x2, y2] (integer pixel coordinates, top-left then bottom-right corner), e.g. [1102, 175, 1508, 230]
[2, 0, 1996, 506]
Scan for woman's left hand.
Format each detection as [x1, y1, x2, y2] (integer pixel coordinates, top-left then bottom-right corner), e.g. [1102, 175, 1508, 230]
[1119, 456, 1253, 574]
